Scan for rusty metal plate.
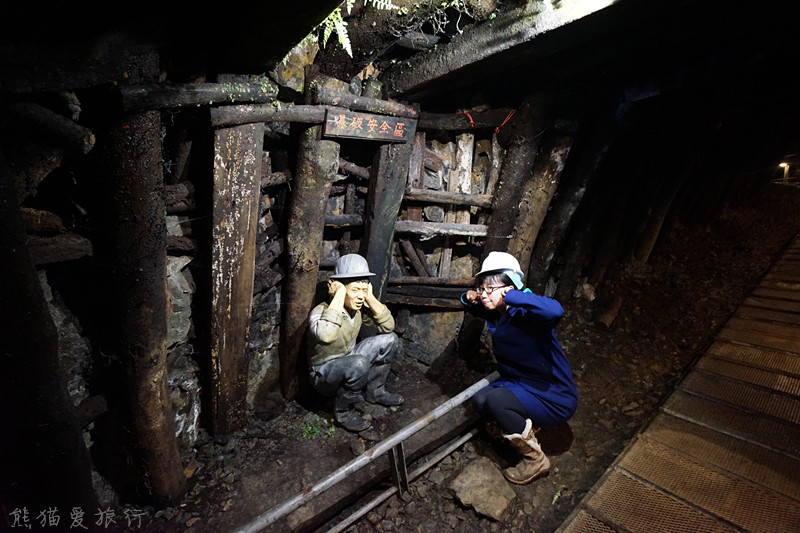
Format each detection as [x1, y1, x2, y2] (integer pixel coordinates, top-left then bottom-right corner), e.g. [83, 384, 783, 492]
[680, 370, 800, 424]
[742, 296, 800, 313]
[582, 469, 738, 533]
[662, 390, 800, 455]
[763, 272, 800, 283]
[724, 316, 800, 341]
[617, 438, 800, 533]
[695, 357, 800, 396]
[759, 279, 800, 291]
[735, 304, 800, 325]
[716, 325, 800, 355]
[643, 413, 800, 501]
[706, 341, 800, 378]
[752, 287, 800, 301]
[557, 509, 618, 533]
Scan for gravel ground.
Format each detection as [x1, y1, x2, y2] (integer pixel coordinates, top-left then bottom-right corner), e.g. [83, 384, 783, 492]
[144, 181, 800, 533]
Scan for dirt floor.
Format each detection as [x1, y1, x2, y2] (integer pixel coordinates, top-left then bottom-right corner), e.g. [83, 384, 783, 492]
[143, 180, 800, 533]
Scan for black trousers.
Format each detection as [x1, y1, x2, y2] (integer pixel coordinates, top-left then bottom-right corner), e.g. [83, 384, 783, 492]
[472, 385, 528, 434]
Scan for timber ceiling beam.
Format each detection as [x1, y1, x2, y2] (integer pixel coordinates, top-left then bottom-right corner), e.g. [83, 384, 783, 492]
[382, 0, 659, 100]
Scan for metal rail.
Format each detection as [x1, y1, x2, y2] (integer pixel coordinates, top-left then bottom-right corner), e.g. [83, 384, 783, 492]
[235, 371, 499, 533]
[326, 428, 480, 533]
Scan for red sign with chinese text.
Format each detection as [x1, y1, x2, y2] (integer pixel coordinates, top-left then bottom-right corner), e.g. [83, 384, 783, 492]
[324, 109, 416, 143]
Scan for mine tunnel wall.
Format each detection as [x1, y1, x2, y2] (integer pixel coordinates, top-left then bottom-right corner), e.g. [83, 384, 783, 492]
[1, 66, 783, 510]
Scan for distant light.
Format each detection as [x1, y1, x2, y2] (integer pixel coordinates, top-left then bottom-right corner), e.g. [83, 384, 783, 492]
[779, 162, 789, 168]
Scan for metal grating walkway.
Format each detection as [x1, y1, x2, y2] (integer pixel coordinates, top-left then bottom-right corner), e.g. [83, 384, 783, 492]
[557, 237, 800, 533]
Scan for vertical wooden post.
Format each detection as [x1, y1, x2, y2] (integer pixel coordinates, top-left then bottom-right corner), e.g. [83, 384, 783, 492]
[483, 137, 542, 251]
[210, 122, 264, 433]
[477, 134, 505, 226]
[507, 135, 572, 276]
[0, 149, 98, 513]
[407, 131, 425, 222]
[362, 141, 415, 300]
[457, 100, 546, 364]
[634, 168, 688, 264]
[452, 133, 474, 225]
[400, 131, 431, 276]
[340, 182, 357, 255]
[438, 133, 474, 277]
[280, 126, 340, 399]
[108, 110, 185, 502]
[528, 97, 628, 293]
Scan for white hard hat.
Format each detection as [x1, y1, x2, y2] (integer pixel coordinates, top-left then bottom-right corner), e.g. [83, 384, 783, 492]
[476, 251, 524, 289]
[330, 254, 375, 280]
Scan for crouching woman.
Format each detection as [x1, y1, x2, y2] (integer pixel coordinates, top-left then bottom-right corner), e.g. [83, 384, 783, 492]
[461, 252, 578, 484]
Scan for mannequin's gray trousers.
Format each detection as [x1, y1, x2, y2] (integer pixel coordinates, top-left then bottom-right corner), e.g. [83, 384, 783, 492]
[309, 332, 400, 411]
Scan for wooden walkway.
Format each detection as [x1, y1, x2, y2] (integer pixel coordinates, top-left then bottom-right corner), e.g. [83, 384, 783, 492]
[557, 237, 800, 533]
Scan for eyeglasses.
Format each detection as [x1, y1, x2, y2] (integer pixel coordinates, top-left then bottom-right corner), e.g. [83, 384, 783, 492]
[475, 285, 509, 295]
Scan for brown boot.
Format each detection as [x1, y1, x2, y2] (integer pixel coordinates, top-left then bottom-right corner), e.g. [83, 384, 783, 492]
[502, 419, 550, 484]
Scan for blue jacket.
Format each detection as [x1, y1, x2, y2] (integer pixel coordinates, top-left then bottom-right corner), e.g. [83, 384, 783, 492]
[462, 289, 578, 426]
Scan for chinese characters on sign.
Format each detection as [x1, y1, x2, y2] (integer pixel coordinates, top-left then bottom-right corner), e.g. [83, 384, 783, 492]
[8, 507, 147, 530]
[324, 109, 417, 143]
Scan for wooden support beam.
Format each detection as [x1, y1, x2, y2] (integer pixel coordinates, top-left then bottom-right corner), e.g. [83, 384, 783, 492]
[456, 100, 549, 366]
[325, 214, 363, 227]
[339, 183, 358, 255]
[338, 157, 371, 179]
[507, 135, 572, 276]
[8, 102, 95, 154]
[383, 0, 615, 99]
[21, 207, 67, 234]
[482, 102, 547, 252]
[165, 182, 194, 208]
[361, 141, 415, 300]
[163, 115, 193, 184]
[253, 267, 284, 296]
[404, 187, 493, 208]
[108, 110, 185, 502]
[407, 132, 426, 222]
[9, 143, 64, 204]
[311, 85, 419, 119]
[210, 103, 326, 127]
[417, 108, 517, 131]
[280, 126, 340, 400]
[395, 220, 488, 237]
[388, 276, 473, 286]
[386, 285, 464, 299]
[424, 148, 444, 173]
[399, 239, 430, 277]
[382, 293, 463, 309]
[480, 134, 505, 225]
[262, 170, 290, 188]
[595, 293, 624, 329]
[452, 133, 474, 222]
[254, 239, 283, 273]
[438, 133, 473, 277]
[210, 122, 264, 433]
[119, 81, 278, 112]
[27, 233, 93, 265]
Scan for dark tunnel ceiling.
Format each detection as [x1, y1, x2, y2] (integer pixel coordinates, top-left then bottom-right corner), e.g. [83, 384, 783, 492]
[378, 0, 800, 173]
[385, 0, 799, 117]
[3, 0, 798, 165]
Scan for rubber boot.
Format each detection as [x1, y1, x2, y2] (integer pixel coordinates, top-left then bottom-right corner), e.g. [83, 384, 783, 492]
[365, 364, 404, 406]
[334, 389, 370, 432]
[502, 419, 550, 484]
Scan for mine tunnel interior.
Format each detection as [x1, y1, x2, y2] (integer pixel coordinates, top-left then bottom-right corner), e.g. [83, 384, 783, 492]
[2, 1, 800, 531]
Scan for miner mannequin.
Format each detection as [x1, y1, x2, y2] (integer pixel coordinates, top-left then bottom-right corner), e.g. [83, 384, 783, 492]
[307, 254, 403, 432]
